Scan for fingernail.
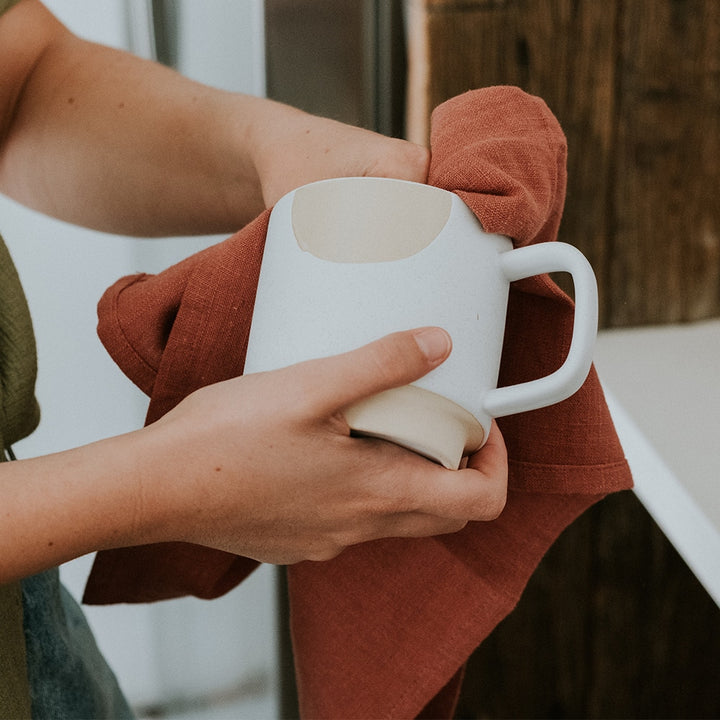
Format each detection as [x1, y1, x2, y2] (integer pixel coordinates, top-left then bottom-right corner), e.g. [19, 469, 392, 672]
[414, 327, 451, 364]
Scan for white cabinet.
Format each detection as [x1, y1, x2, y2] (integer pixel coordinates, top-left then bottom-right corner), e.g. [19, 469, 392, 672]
[595, 320, 720, 607]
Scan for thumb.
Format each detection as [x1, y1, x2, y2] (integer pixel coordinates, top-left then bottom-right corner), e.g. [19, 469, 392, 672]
[298, 327, 451, 415]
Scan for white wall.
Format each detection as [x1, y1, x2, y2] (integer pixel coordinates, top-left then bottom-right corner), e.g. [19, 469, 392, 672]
[1, 2, 278, 715]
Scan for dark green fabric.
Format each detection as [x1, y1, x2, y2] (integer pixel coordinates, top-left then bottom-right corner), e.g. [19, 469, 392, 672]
[0, 237, 41, 451]
[0, 581, 32, 719]
[0, 233, 39, 719]
[1, 3, 42, 710]
[0, 0, 20, 17]
[0, 0, 37, 449]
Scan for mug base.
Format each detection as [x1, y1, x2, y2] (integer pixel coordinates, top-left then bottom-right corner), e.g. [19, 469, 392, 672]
[344, 385, 485, 470]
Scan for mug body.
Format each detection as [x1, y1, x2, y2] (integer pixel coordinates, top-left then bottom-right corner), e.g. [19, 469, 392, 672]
[244, 177, 512, 468]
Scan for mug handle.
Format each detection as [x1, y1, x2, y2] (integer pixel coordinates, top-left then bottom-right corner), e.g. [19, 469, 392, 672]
[482, 242, 598, 418]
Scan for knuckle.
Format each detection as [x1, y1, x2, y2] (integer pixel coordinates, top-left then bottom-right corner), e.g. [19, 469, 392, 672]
[372, 474, 417, 517]
[406, 142, 431, 181]
[482, 485, 507, 521]
[449, 518, 469, 534]
[459, 473, 508, 522]
[430, 518, 468, 537]
[305, 543, 344, 562]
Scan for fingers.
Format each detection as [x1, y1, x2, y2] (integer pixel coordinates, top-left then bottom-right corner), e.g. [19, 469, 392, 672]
[380, 512, 469, 540]
[446, 422, 507, 520]
[465, 421, 507, 478]
[292, 327, 452, 415]
[267, 336, 506, 555]
[368, 138, 430, 185]
[391, 421, 508, 523]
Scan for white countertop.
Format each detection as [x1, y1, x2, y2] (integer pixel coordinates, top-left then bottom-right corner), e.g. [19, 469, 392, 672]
[594, 319, 720, 606]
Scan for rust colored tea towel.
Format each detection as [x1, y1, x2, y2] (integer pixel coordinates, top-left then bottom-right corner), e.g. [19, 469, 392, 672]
[84, 86, 632, 719]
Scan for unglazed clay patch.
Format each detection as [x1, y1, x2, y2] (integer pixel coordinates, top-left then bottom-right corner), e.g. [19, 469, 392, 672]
[291, 178, 452, 263]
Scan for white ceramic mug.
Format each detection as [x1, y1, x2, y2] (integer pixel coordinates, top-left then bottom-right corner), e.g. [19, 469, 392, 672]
[244, 177, 598, 469]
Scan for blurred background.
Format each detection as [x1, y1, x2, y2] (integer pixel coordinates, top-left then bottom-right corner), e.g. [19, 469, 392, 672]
[1, 1, 718, 718]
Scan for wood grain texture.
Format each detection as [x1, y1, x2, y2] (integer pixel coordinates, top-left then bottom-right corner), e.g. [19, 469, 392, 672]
[406, 0, 720, 326]
[454, 492, 720, 719]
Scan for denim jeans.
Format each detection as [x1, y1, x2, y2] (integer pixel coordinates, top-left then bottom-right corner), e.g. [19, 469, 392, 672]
[21, 568, 134, 719]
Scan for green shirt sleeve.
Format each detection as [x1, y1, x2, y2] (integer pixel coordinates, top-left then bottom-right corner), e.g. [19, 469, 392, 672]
[0, 4, 46, 718]
[0, 581, 32, 720]
[0, 0, 22, 16]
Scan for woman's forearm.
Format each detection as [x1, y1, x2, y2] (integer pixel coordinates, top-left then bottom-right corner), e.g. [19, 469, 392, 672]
[1, 330, 508, 584]
[0, 429, 160, 582]
[0, 1, 428, 238]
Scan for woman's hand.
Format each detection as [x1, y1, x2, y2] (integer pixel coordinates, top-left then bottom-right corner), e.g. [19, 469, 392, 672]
[247, 98, 430, 211]
[0, 328, 507, 582]
[141, 328, 507, 564]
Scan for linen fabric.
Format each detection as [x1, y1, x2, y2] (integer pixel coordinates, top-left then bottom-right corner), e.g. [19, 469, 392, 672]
[84, 87, 633, 718]
[0, 226, 40, 719]
[0, 0, 20, 19]
[0, 238, 40, 455]
[0, 579, 32, 719]
[1, 0, 39, 709]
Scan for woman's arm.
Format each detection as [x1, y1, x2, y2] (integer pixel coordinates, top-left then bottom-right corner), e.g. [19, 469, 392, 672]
[0, 0, 428, 236]
[0, 3, 507, 584]
[1, 329, 507, 583]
